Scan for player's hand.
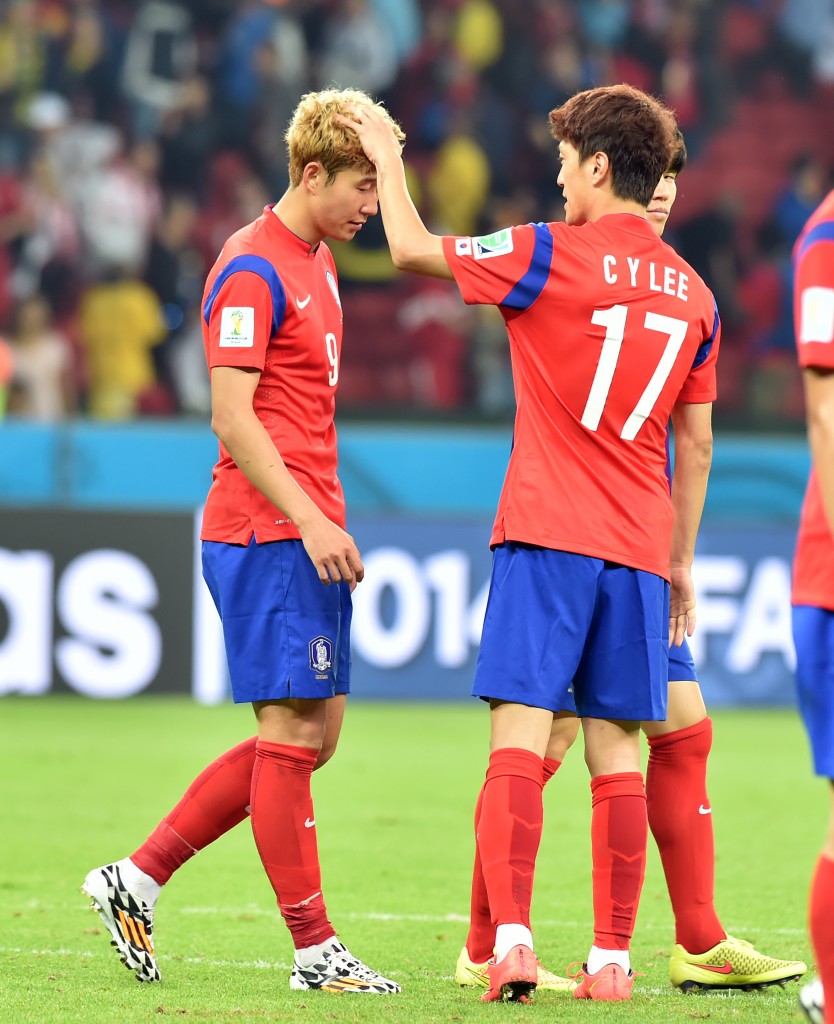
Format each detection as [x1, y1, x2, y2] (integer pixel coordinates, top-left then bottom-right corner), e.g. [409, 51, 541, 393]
[336, 107, 402, 170]
[669, 564, 696, 647]
[298, 516, 364, 588]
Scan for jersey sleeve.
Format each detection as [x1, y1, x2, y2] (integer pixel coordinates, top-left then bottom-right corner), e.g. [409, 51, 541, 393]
[441, 224, 549, 309]
[677, 296, 720, 404]
[794, 230, 834, 371]
[202, 255, 288, 370]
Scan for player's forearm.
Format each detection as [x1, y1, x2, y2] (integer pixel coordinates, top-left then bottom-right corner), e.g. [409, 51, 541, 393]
[212, 406, 324, 532]
[670, 435, 712, 567]
[374, 158, 450, 278]
[806, 370, 834, 532]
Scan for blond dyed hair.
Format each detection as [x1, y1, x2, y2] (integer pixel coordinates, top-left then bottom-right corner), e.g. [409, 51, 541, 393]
[285, 88, 405, 188]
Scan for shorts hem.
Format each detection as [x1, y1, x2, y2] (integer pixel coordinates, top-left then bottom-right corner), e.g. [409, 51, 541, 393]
[231, 683, 350, 703]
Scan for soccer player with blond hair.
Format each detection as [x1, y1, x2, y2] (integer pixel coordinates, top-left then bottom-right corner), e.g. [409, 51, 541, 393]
[82, 88, 404, 995]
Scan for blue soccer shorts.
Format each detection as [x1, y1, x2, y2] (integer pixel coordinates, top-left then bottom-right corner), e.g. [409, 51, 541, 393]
[202, 537, 352, 704]
[473, 543, 669, 721]
[792, 604, 834, 778]
[668, 636, 697, 682]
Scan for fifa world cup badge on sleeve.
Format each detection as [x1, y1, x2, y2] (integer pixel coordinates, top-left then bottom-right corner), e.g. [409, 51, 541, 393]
[219, 306, 255, 347]
[473, 229, 514, 260]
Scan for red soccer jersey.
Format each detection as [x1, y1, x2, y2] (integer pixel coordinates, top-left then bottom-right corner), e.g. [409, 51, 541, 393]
[792, 189, 834, 610]
[200, 206, 345, 544]
[442, 215, 720, 579]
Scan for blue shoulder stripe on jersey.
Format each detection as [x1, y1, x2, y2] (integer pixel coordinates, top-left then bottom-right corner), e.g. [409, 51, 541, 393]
[692, 297, 720, 369]
[202, 254, 287, 334]
[795, 221, 834, 265]
[499, 223, 554, 310]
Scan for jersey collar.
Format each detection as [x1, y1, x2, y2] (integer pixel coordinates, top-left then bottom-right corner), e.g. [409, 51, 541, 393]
[264, 204, 320, 257]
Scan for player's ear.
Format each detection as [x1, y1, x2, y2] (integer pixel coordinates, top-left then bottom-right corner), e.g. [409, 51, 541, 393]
[591, 151, 610, 183]
[302, 161, 326, 193]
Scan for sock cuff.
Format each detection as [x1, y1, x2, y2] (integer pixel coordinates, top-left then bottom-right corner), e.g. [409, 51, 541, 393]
[542, 757, 562, 785]
[486, 747, 544, 786]
[255, 740, 319, 773]
[647, 716, 712, 755]
[590, 771, 645, 805]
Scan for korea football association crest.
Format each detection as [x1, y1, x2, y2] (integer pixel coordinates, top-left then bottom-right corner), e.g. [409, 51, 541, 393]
[325, 271, 342, 309]
[309, 635, 334, 677]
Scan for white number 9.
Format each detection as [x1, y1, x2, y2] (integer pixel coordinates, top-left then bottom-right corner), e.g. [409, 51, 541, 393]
[325, 332, 339, 386]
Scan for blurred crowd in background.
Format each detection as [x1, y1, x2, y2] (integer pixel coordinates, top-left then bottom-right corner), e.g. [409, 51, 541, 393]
[0, 0, 832, 427]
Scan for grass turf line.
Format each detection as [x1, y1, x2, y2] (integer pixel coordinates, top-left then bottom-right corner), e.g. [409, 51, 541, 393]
[0, 697, 818, 1023]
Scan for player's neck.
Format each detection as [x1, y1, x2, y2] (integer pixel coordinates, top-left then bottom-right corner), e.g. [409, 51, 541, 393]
[591, 193, 648, 223]
[272, 189, 323, 250]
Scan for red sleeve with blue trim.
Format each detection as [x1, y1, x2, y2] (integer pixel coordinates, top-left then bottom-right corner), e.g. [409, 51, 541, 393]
[203, 254, 288, 370]
[442, 224, 553, 309]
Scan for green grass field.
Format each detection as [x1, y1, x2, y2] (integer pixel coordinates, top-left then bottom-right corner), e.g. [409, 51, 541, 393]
[0, 697, 820, 1023]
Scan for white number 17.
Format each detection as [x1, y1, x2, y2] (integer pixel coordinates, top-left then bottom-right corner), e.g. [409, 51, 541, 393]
[580, 304, 688, 440]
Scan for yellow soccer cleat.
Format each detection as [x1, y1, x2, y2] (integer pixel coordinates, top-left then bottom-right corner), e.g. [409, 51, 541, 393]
[455, 945, 577, 993]
[669, 935, 808, 992]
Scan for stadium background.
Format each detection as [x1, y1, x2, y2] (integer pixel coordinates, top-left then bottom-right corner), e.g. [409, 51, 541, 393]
[0, 0, 831, 708]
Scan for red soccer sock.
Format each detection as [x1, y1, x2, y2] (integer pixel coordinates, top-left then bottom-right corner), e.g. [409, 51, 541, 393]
[131, 737, 257, 885]
[590, 772, 647, 950]
[476, 748, 544, 933]
[251, 741, 333, 949]
[810, 853, 834, 999]
[465, 756, 561, 963]
[646, 718, 725, 952]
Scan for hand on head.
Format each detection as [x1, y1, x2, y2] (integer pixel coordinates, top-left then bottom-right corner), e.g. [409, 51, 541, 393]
[336, 108, 404, 171]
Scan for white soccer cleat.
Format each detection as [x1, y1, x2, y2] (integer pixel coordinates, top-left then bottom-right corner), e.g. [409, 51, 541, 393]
[289, 940, 400, 994]
[82, 862, 160, 982]
[800, 978, 825, 1024]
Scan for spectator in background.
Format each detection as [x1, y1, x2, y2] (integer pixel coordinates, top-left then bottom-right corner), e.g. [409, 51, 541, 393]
[144, 191, 201, 409]
[75, 135, 162, 275]
[157, 73, 216, 198]
[213, 0, 308, 151]
[192, 152, 270, 271]
[121, 0, 197, 140]
[6, 293, 76, 419]
[79, 265, 166, 418]
[426, 115, 491, 236]
[370, 0, 421, 64]
[12, 142, 81, 307]
[774, 154, 830, 247]
[0, 0, 51, 121]
[318, 0, 399, 97]
[47, 0, 125, 124]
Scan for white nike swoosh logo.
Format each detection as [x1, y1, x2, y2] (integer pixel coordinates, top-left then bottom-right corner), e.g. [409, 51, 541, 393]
[304, 817, 316, 828]
[296, 295, 311, 309]
[698, 805, 712, 815]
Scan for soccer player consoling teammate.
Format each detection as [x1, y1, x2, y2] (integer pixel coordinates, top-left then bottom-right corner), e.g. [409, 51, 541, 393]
[792, 189, 834, 1024]
[341, 84, 722, 1003]
[455, 137, 806, 998]
[82, 89, 403, 995]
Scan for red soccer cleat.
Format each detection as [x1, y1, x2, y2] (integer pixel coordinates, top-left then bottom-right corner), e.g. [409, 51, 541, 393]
[571, 962, 634, 1001]
[481, 944, 538, 1003]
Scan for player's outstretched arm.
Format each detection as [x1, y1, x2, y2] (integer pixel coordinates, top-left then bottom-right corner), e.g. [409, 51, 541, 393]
[210, 366, 363, 586]
[338, 108, 452, 280]
[668, 400, 713, 645]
